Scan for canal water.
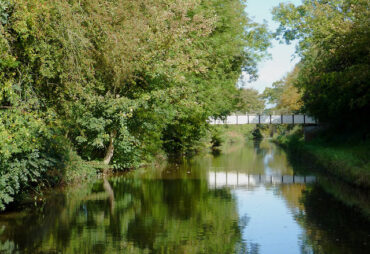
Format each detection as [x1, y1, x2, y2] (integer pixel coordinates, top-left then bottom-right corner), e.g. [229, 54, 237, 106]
[0, 141, 369, 253]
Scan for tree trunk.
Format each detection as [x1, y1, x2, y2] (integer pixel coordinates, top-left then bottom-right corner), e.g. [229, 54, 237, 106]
[103, 131, 116, 165]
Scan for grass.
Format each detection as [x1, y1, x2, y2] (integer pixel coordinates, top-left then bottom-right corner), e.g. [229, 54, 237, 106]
[274, 127, 370, 188]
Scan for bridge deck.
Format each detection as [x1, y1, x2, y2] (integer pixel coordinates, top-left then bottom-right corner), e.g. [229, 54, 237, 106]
[209, 114, 316, 125]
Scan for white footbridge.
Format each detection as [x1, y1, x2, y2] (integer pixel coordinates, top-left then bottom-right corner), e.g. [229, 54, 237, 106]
[209, 114, 317, 125]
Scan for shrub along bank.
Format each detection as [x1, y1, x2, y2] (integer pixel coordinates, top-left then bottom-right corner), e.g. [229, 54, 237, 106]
[274, 127, 370, 189]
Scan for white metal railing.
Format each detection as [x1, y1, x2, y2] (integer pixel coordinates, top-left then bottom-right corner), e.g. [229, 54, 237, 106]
[209, 114, 316, 125]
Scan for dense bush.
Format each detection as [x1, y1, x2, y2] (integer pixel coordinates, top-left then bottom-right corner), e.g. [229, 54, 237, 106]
[0, 110, 68, 210]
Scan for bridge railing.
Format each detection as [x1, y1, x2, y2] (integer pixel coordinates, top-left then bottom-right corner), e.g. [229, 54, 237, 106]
[209, 114, 316, 125]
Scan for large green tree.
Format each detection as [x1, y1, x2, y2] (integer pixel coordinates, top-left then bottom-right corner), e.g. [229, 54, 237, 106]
[0, 0, 270, 210]
[272, 0, 369, 128]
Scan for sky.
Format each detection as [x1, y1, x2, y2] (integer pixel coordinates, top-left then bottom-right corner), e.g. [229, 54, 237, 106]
[242, 0, 302, 93]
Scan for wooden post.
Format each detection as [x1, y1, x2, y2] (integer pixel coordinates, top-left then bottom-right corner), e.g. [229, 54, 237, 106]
[304, 115, 306, 125]
[269, 114, 272, 124]
[258, 115, 261, 124]
[292, 114, 295, 125]
[247, 114, 249, 124]
[236, 115, 238, 125]
[281, 115, 283, 124]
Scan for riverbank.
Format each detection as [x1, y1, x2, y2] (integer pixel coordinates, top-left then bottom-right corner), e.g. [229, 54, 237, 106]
[274, 127, 370, 188]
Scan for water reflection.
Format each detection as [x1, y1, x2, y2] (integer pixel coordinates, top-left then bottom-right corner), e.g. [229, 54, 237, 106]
[297, 184, 370, 254]
[208, 172, 316, 188]
[0, 141, 368, 254]
[0, 177, 247, 253]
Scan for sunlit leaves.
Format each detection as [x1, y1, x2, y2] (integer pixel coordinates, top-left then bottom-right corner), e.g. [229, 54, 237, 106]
[0, 0, 270, 210]
[272, 0, 369, 125]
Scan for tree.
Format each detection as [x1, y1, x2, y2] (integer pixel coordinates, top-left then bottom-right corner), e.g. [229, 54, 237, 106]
[0, 0, 270, 210]
[262, 65, 303, 114]
[272, 0, 369, 128]
[235, 88, 265, 114]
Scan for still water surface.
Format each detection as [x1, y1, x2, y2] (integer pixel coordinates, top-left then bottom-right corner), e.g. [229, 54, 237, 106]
[0, 141, 369, 253]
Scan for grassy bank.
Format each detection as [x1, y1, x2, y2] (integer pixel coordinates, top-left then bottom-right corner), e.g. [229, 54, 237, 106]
[274, 127, 370, 188]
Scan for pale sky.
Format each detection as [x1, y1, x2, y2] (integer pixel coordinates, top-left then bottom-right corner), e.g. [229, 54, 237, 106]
[242, 0, 302, 93]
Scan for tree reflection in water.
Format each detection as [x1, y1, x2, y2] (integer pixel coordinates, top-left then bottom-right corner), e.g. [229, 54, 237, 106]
[0, 140, 369, 253]
[296, 182, 370, 254]
[0, 176, 249, 253]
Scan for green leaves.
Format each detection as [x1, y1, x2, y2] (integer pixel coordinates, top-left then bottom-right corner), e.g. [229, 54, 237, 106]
[272, 0, 369, 128]
[0, 0, 270, 210]
[0, 0, 12, 25]
[235, 88, 264, 114]
[0, 110, 68, 210]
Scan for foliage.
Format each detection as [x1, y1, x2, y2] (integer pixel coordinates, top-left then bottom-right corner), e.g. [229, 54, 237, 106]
[272, 0, 370, 129]
[0, 109, 68, 210]
[274, 127, 370, 188]
[0, 0, 270, 210]
[251, 127, 263, 140]
[263, 65, 303, 114]
[210, 128, 223, 148]
[211, 125, 255, 148]
[235, 88, 265, 113]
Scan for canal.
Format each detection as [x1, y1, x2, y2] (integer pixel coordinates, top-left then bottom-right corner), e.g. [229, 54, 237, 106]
[0, 141, 369, 253]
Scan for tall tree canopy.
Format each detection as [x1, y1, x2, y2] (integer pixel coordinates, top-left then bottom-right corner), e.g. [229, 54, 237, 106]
[272, 0, 369, 127]
[0, 0, 270, 210]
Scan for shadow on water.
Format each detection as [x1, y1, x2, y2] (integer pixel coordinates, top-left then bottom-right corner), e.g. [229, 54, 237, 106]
[0, 177, 251, 253]
[282, 143, 370, 254]
[285, 146, 370, 217]
[0, 194, 67, 253]
[297, 183, 370, 254]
